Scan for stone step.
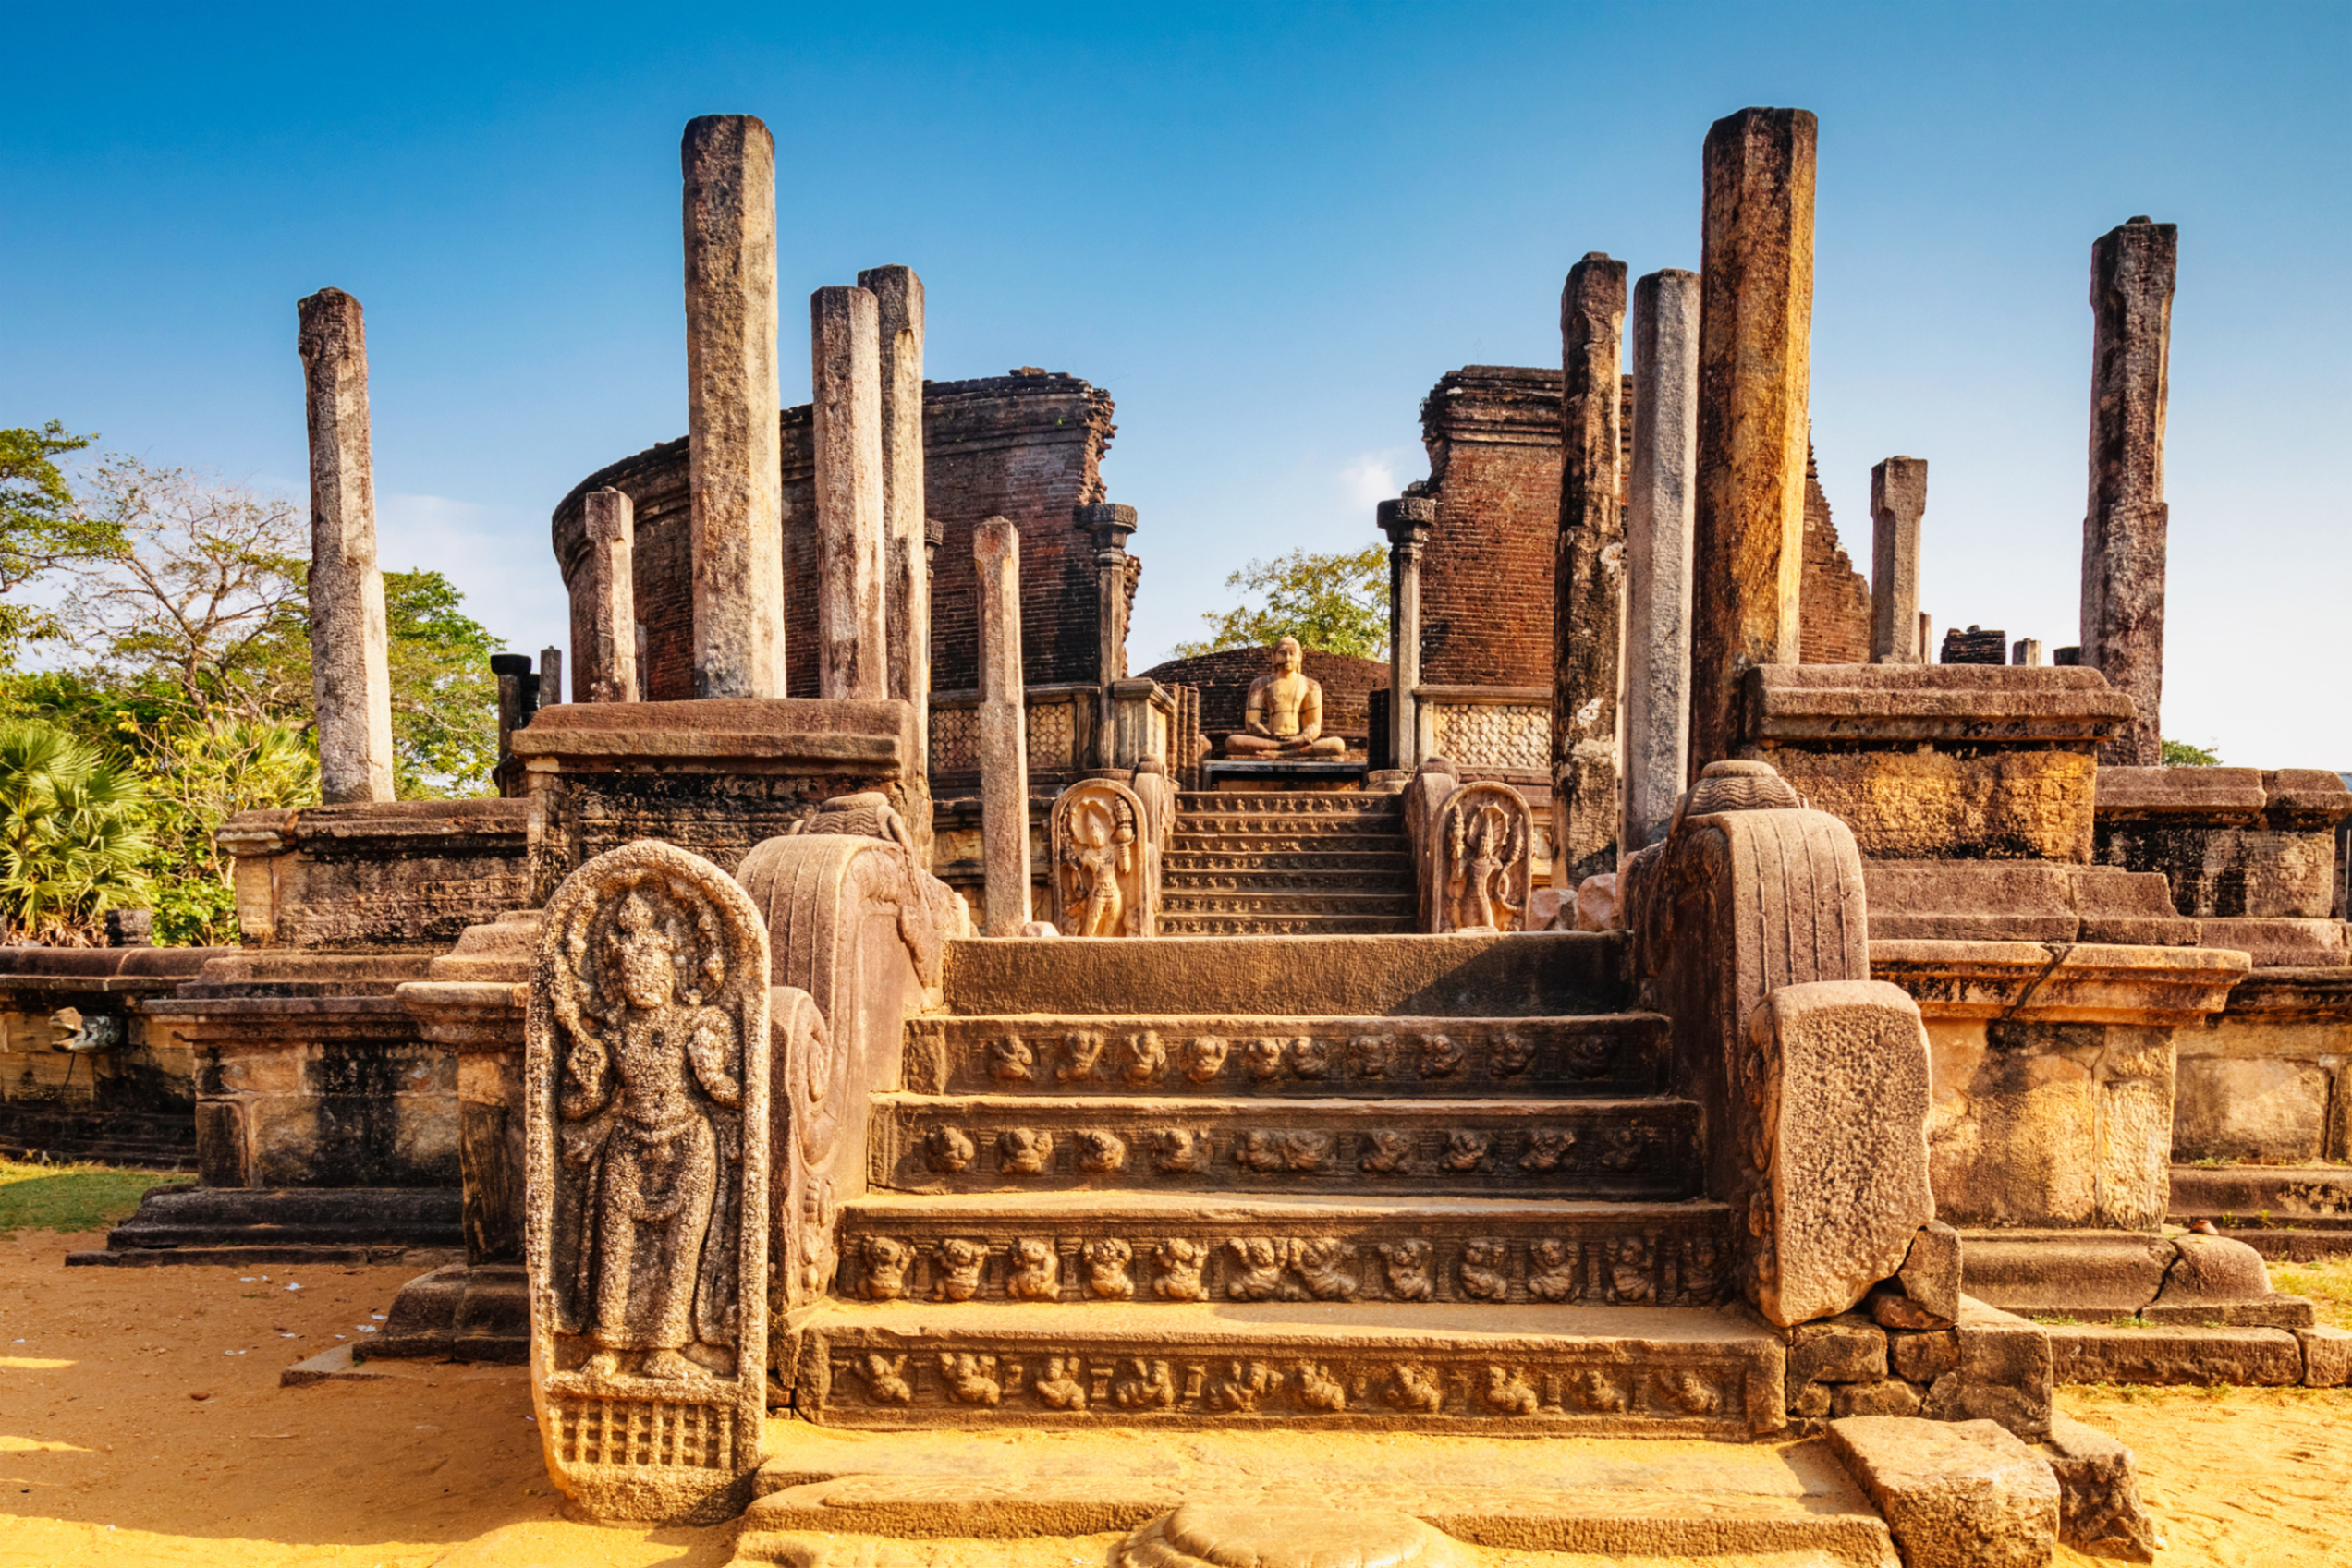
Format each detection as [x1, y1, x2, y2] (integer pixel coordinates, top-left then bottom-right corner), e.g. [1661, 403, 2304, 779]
[1163, 870, 1415, 897]
[1163, 849, 1413, 874]
[902, 1013, 1669, 1098]
[1162, 891, 1419, 918]
[833, 1191, 1734, 1309]
[870, 1093, 1701, 1200]
[787, 1299, 1785, 1437]
[1170, 831, 1408, 856]
[1157, 913, 1420, 937]
[732, 1427, 1893, 1562]
[941, 931, 1631, 1018]
[1177, 791, 1402, 816]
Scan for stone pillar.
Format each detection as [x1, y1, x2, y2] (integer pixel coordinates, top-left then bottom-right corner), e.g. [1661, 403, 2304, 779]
[682, 114, 785, 699]
[1077, 504, 1139, 764]
[2013, 638, 2043, 667]
[296, 287, 396, 804]
[2080, 216, 2177, 768]
[1919, 614, 1932, 662]
[579, 488, 638, 702]
[974, 518, 1031, 935]
[1689, 107, 1817, 771]
[811, 284, 887, 699]
[1623, 268, 1701, 856]
[1554, 253, 1629, 885]
[538, 647, 562, 707]
[859, 266, 928, 769]
[1869, 456, 1928, 663]
[1378, 497, 1437, 772]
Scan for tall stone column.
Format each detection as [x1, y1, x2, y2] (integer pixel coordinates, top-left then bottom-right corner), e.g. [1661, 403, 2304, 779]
[296, 287, 396, 805]
[973, 518, 1031, 935]
[682, 114, 785, 699]
[1689, 106, 1817, 771]
[1554, 252, 1629, 886]
[859, 266, 928, 765]
[812, 284, 887, 700]
[1869, 456, 1928, 663]
[1622, 268, 1700, 856]
[2080, 216, 2177, 767]
[1077, 504, 1139, 765]
[1378, 496, 1436, 771]
[579, 487, 638, 702]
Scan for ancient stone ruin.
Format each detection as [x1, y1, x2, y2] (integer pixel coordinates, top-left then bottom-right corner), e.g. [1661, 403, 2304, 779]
[12, 100, 2351, 1565]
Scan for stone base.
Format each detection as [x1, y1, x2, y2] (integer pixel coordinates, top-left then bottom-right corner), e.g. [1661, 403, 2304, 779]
[2169, 1163, 2352, 1258]
[1202, 759, 1368, 792]
[91, 1183, 462, 1255]
[1959, 1227, 2309, 1327]
[730, 1424, 1894, 1562]
[375, 1260, 530, 1361]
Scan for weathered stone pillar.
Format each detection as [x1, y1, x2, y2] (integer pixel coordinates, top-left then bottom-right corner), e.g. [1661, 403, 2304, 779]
[1869, 456, 1928, 663]
[2081, 216, 2177, 768]
[974, 518, 1031, 935]
[811, 284, 887, 699]
[2013, 638, 2043, 667]
[579, 488, 638, 702]
[1078, 503, 1139, 764]
[1623, 268, 1700, 855]
[296, 287, 396, 804]
[538, 647, 562, 707]
[1554, 252, 1629, 885]
[1378, 496, 1436, 771]
[1689, 106, 1817, 771]
[682, 115, 785, 699]
[859, 266, 928, 769]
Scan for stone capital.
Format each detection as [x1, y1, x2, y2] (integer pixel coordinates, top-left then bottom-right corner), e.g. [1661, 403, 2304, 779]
[1376, 496, 1436, 551]
[1075, 502, 1139, 556]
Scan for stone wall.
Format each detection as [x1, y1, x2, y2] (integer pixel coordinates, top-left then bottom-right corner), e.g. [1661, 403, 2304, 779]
[1416, 366, 1571, 690]
[1134, 645, 1387, 750]
[553, 371, 1119, 705]
[222, 800, 533, 952]
[1799, 444, 1872, 665]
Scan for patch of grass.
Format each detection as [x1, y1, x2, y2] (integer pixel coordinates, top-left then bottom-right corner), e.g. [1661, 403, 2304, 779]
[2031, 1313, 2084, 1326]
[2107, 1313, 2155, 1329]
[0, 1155, 162, 1235]
[2271, 1252, 2352, 1331]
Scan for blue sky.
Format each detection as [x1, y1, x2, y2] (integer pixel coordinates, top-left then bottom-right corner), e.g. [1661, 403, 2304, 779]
[5, 3, 2347, 764]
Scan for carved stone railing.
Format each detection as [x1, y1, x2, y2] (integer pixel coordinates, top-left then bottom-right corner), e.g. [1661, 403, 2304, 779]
[732, 809, 963, 1321]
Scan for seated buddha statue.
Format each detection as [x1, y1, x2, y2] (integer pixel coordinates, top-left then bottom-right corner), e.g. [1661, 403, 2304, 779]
[1221, 638, 1348, 758]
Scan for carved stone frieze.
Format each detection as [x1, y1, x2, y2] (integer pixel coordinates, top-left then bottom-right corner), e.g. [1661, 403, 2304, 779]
[525, 840, 770, 1524]
[900, 1015, 1666, 1098]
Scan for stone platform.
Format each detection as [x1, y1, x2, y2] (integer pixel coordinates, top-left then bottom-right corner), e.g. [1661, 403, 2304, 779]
[734, 1424, 1897, 1565]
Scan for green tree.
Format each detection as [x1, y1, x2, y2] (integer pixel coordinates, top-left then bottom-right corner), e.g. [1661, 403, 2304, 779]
[2162, 738, 2224, 767]
[383, 568, 501, 797]
[0, 723, 153, 944]
[128, 719, 319, 946]
[1172, 546, 1390, 661]
[0, 422, 116, 663]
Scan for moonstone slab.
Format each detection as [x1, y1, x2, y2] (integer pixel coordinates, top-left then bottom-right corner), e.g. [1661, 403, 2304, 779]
[1117, 1500, 1466, 1568]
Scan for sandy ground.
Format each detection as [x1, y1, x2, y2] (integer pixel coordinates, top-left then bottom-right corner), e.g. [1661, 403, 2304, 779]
[5, 1225, 2350, 1567]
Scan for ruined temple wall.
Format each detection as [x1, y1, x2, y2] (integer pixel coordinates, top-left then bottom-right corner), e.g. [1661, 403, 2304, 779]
[1416, 366, 1566, 690]
[554, 371, 1120, 703]
[1799, 444, 1872, 665]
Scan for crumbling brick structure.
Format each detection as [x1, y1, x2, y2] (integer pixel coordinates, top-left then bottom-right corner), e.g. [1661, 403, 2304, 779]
[1798, 444, 1872, 664]
[552, 370, 1123, 703]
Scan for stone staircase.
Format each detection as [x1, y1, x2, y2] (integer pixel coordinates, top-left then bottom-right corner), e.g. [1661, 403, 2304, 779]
[786, 932, 1784, 1439]
[1158, 790, 1418, 935]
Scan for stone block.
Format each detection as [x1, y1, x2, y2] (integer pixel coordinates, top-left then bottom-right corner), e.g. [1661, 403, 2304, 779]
[1959, 1232, 2175, 1317]
[2040, 1413, 2157, 1562]
[2297, 1324, 2352, 1387]
[1832, 1379, 1921, 1418]
[1826, 1416, 2060, 1568]
[1743, 980, 1934, 1326]
[2172, 1055, 2329, 1163]
[2158, 1232, 2273, 1305]
[1956, 1297, 2053, 1437]
[1870, 1290, 1950, 1331]
[1864, 859, 2078, 942]
[1892, 1330, 1959, 1383]
[1789, 1314, 1887, 1383]
[2199, 917, 2350, 968]
[2044, 1324, 2302, 1387]
[1899, 1220, 1963, 1320]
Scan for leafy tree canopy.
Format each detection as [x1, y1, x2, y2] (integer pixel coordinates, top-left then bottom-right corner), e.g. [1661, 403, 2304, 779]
[1172, 546, 1390, 662]
[0, 422, 116, 662]
[2162, 738, 2223, 767]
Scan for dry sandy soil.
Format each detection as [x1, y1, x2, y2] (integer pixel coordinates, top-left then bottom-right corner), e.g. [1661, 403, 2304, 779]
[4, 1225, 2349, 1567]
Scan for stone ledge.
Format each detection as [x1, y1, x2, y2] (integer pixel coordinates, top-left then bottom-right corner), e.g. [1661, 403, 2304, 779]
[512, 697, 916, 775]
[1739, 663, 2130, 746]
[1869, 939, 2247, 1023]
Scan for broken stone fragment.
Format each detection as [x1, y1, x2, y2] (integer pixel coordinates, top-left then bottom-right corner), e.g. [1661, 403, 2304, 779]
[1898, 1219, 1962, 1321]
[2297, 1324, 2352, 1388]
[1826, 1416, 2060, 1568]
[2039, 1413, 2159, 1562]
[1115, 1499, 1465, 1568]
[1788, 1313, 1887, 1384]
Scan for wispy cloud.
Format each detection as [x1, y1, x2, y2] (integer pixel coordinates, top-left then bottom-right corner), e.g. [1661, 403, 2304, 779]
[1339, 448, 1417, 510]
[377, 492, 570, 656]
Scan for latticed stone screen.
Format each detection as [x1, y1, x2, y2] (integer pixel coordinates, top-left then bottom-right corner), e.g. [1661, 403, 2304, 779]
[548, 1396, 735, 1469]
[1431, 702, 1549, 772]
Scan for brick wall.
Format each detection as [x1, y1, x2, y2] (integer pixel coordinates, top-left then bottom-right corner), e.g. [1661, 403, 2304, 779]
[1799, 442, 1872, 665]
[1134, 645, 1389, 748]
[1418, 367, 1565, 689]
[553, 370, 1121, 703]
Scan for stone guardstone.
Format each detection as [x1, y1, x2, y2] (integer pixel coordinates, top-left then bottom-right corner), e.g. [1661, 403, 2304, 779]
[1743, 980, 1935, 1327]
[1427, 780, 1536, 933]
[1050, 777, 1157, 937]
[1117, 1500, 1466, 1568]
[1826, 1416, 2060, 1568]
[525, 840, 772, 1525]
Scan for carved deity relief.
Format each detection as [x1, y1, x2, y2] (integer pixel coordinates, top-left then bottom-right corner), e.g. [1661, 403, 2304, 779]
[525, 840, 769, 1522]
[1429, 781, 1535, 933]
[1049, 779, 1157, 937]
